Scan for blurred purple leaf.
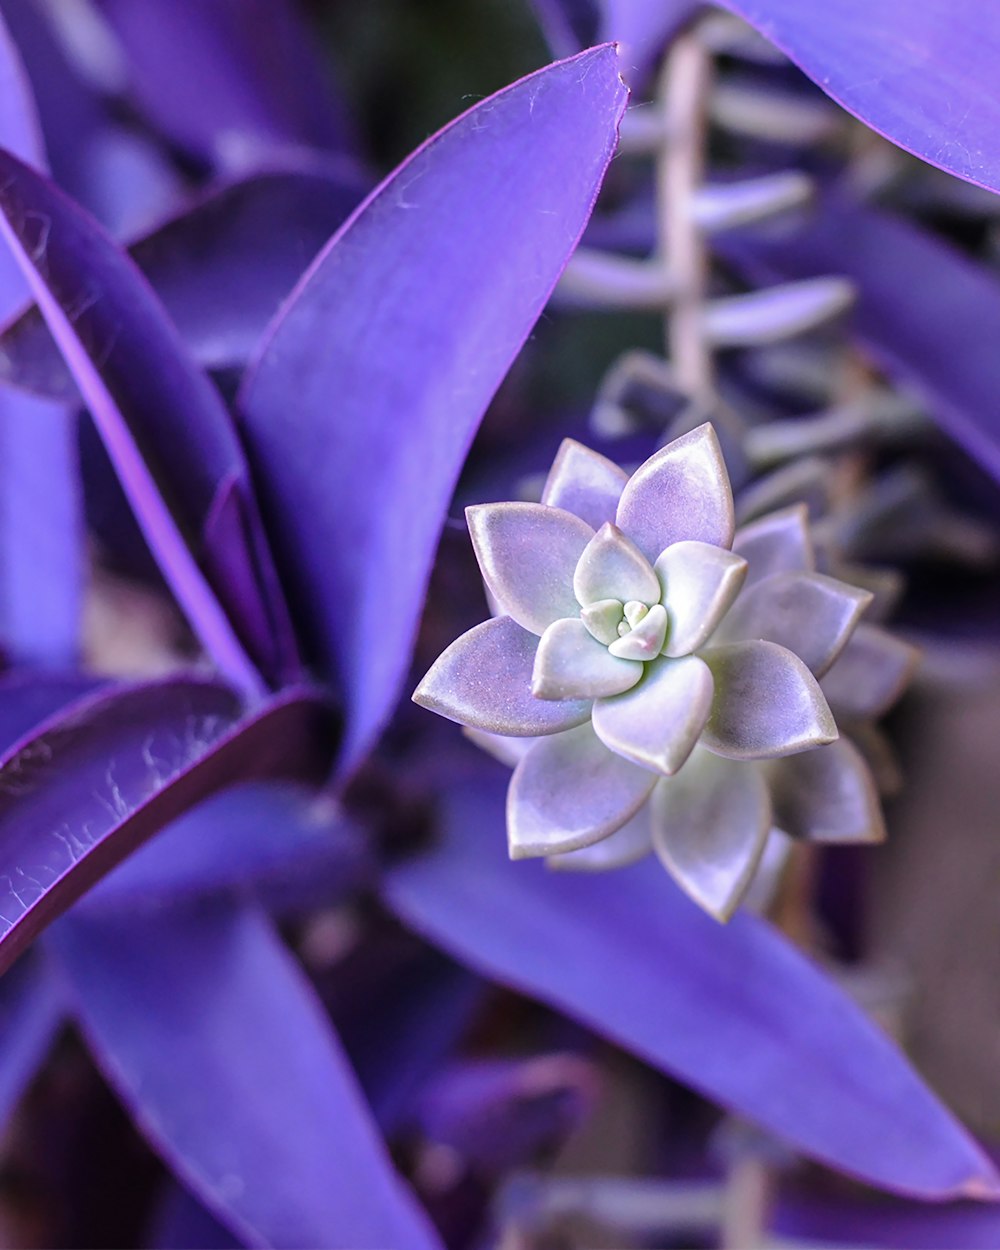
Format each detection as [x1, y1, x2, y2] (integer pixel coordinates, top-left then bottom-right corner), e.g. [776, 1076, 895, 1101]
[720, 192, 1000, 484]
[148, 1183, 244, 1250]
[602, 0, 1000, 195]
[773, 1189, 1000, 1249]
[93, 0, 357, 169]
[0, 148, 297, 690]
[83, 781, 370, 913]
[0, 956, 63, 1124]
[530, 0, 601, 56]
[238, 45, 628, 778]
[0, 162, 368, 399]
[0, 11, 83, 668]
[0, 677, 332, 974]
[0, 668, 106, 745]
[384, 770, 999, 1200]
[49, 901, 441, 1250]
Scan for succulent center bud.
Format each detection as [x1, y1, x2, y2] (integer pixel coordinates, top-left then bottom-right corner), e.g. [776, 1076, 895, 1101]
[617, 600, 650, 636]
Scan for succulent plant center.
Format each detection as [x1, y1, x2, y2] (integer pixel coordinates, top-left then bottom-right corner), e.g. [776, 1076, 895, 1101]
[579, 592, 669, 662]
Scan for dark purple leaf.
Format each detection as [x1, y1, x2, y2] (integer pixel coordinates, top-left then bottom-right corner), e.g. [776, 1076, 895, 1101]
[602, 0, 1000, 195]
[719, 192, 1000, 485]
[0, 668, 105, 746]
[83, 781, 370, 913]
[0, 956, 63, 1124]
[49, 901, 441, 1250]
[94, 0, 356, 167]
[148, 1183, 244, 1250]
[238, 46, 628, 778]
[0, 163, 368, 400]
[0, 148, 299, 691]
[0, 677, 332, 974]
[384, 770, 999, 1200]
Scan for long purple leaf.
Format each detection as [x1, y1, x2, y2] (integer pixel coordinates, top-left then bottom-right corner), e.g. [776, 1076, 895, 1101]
[238, 46, 628, 779]
[0, 677, 332, 973]
[94, 0, 356, 167]
[0, 148, 297, 690]
[602, 0, 1000, 195]
[49, 901, 440, 1250]
[383, 769, 1000, 1200]
[718, 192, 1000, 484]
[0, 163, 368, 399]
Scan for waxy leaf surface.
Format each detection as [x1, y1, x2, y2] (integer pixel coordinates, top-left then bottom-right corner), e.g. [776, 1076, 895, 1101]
[0, 678, 332, 973]
[239, 46, 628, 778]
[50, 901, 440, 1250]
[385, 772, 999, 1199]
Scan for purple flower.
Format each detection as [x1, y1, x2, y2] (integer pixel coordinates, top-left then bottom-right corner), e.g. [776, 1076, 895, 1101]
[416, 424, 913, 919]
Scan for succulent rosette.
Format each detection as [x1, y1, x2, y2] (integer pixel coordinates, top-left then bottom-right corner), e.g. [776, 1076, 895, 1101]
[414, 425, 916, 920]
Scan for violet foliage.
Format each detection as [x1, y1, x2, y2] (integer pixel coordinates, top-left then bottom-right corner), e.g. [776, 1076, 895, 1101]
[0, 1, 997, 1247]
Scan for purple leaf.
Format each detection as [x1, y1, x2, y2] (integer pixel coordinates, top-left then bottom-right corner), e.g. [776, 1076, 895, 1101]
[0, 677, 332, 974]
[94, 0, 356, 167]
[0, 12, 83, 668]
[238, 46, 628, 778]
[83, 782, 370, 913]
[384, 770, 1000, 1200]
[0, 148, 297, 691]
[601, 0, 1000, 196]
[773, 1189, 1000, 1249]
[48, 901, 441, 1250]
[721, 192, 1000, 486]
[0, 163, 368, 399]
[0, 668, 106, 746]
[0, 956, 63, 1125]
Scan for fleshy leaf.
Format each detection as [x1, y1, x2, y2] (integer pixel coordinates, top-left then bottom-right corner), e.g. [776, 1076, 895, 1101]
[574, 522, 660, 607]
[49, 902, 439, 1250]
[508, 722, 657, 858]
[384, 774, 1000, 1199]
[468, 502, 593, 635]
[769, 738, 886, 843]
[0, 147, 294, 691]
[238, 46, 628, 779]
[548, 803, 653, 871]
[732, 505, 814, 588]
[541, 438, 628, 529]
[655, 540, 748, 658]
[533, 617, 642, 700]
[592, 655, 713, 775]
[820, 623, 919, 721]
[607, 602, 668, 660]
[651, 749, 771, 921]
[714, 571, 872, 676]
[702, 640, 837, 759]
[0, 165, 367, 396]
[414, 616, 592, 737]
[615, 424, 735, 564]
[0, 679, 332, 973]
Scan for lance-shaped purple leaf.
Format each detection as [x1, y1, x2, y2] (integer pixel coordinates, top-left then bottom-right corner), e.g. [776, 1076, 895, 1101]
[0, 678, 332, 974]
[384, 773, 1000, 1199]
[48, 901, 440, 1250]
[0, 957, 64, 1126]
[721, 192, 1000, 486]
[238, 46, 628, 779]
[94, 0, 356, 167]
[0, 164, 368, 399]
[0, 147, 297, 691]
